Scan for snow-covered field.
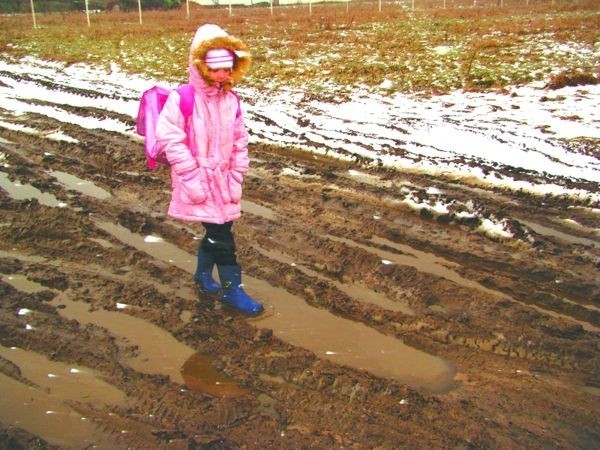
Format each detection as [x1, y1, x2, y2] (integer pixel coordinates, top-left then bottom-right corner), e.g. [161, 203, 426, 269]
[1, 56, 598, 206]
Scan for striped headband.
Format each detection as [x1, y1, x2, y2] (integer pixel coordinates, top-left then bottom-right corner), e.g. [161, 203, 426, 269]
[204, 49, 234, 70]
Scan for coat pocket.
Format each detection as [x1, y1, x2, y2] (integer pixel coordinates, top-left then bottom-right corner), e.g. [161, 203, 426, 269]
[179, 168, 206, 204]
[227, 171, 243, 204]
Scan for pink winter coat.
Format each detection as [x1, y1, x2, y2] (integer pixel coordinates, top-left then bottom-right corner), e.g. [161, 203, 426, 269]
[155, 27, 250, 224]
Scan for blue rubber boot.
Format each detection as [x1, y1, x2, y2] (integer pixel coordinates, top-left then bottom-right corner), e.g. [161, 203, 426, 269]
[217, 265, 264, 315]
[194, 247, 221, 294]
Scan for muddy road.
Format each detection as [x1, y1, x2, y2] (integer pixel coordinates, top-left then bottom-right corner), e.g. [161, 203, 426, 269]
[1, 67, 599, 449]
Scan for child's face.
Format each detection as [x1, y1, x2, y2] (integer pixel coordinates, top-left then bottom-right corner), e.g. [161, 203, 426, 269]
[207, 68, 232, 84]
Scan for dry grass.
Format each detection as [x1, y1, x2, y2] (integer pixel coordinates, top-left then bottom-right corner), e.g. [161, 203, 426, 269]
[1, 0, 598, 94]
[547, 69, 599, 89]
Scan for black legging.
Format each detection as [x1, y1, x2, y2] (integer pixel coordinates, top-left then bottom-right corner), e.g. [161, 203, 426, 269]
[200, 221, 237, 266]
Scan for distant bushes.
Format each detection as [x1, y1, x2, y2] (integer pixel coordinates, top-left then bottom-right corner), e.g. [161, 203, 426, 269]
[0, 0, 108, 13]
[0, 0, 182, 13]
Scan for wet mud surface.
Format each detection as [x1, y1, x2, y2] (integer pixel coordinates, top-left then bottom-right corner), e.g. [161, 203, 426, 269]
[0, 85, 599, 448]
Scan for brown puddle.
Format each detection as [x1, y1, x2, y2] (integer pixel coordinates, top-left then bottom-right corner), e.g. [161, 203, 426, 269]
[519, 218, 599, 248]
[1, 181, 457, 391]
[0, 345, 127, 407]
[0, 345, 126, 449]
[50, 291, 196, 386]
[0, 373, 123, 449]
[95, 220, 456, 392]
[49, 170, 112, 200]
[361, 235, 599, 332]
[242, 198, 277, 221]
[2, 272, 196, 385]
[2, 271, 236, 397]
[0, 171, 64, 207]
[252, 243, 414, 314]
[181, 354, 248, 398]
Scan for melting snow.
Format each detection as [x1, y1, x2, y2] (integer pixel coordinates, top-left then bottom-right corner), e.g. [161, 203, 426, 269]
[0, 56, 598, 245]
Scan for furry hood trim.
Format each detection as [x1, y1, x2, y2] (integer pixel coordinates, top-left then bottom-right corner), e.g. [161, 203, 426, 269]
[189, 24, 251, 91]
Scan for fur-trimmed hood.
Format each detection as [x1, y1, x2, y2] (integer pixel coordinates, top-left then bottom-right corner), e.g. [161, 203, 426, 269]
[188, 24, 251, 92]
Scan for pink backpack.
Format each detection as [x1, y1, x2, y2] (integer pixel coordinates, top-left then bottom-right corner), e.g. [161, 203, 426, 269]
[135, 84, 242, 170]
[136, 84, 195, 170]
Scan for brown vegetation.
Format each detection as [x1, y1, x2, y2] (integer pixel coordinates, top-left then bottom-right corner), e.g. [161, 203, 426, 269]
[547, 69, 599, 89]
[1, 0, 599, 93]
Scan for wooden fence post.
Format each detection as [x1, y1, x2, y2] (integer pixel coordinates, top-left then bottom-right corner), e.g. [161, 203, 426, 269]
[85, 0, 91, 26]
[30, 0, 37, 28]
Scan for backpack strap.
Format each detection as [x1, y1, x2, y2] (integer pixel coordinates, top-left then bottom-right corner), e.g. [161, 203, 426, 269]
[175, 84, 196, 157]
[176, 84, 195, 121]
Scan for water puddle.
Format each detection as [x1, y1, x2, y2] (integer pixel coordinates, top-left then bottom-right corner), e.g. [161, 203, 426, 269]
[0, 169, 111, 209]
[559, 296, 600, 314]
[367, 235, 501, 297]
[2, 273, 50, 293]
[0, 345, 125, 449]
[2, 262, 193, 303]
[249, 280, 455, 392]
[94, 220, 455, 392]
[4, 270, 196, 385]
[345, 169, 394, 188]
[180, 309, 193, 323]
[1, 179, 455, 390]
[49, 170, 112, 200]
[181, 353, 248, 398]
[4, 270, 195, 386]
[5, 271, 241, 398]
[242, 199, 277, 221]
[0, 171, 65, 207]
[0, 373, 122, 449]
[95, 221, 196, 273]
[0, 249, 46, 263]
[0, 345, 127, 407]
[520, 219, 599, 248]
[50, 291, 195, 386]
[89, 237, 115, 248]
[531, 370, 600, 398]
[360, 236, 600, 332]
[253, 243, 413, 314]
[332, 277, 413, 314]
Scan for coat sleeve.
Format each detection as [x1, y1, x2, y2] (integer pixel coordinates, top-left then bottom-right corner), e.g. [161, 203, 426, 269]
[155, 91, 198, 176]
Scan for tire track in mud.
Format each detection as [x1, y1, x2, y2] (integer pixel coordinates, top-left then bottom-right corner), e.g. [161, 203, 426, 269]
[248, 89, 600, 199]
[0, 80, 599, 447]
[0, 215, 447, 448]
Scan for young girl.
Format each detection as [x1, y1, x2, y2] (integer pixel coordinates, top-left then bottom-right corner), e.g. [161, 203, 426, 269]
[155, 23, 263, 315]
